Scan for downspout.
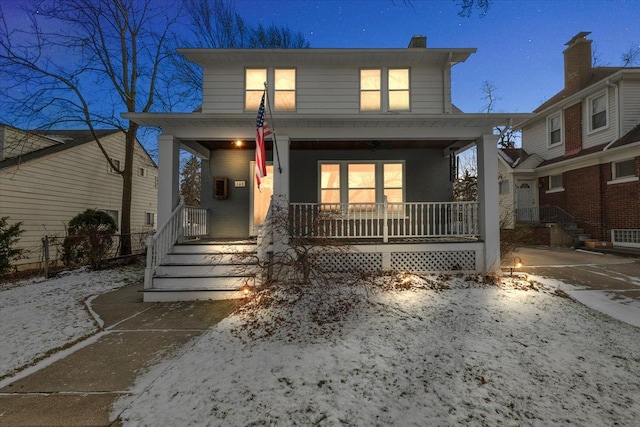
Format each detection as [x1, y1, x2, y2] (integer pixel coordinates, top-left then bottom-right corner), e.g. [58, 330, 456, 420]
[443, 52, 453, 113]
[601, 79, 619, 240]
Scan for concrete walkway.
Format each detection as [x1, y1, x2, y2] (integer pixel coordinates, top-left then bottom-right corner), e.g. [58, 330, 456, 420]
[0, 283, 239, 427]
[504, 246, 640, 328]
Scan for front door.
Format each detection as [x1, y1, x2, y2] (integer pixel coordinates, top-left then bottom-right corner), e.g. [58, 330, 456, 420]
[516, 181, 537, 221]
[250, 163, 273, 236]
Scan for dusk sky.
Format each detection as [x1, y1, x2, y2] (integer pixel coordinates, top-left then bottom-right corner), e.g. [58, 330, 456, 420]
[1, 0, 638, 116]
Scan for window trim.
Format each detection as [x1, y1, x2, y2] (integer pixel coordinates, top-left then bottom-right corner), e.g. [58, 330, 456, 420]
[145, 212, 155, 227]
[546, 174, 564, 193]
[587, 90, 608, 134]
[318, 160, 406, 208]
[387, 68, 411, 112]
[108, 158, 121, 175]
[245, 68, 297, 112]
[274, 68, 297, 112]
[359, 68, 382, 112]
[547, 112, 563, 147]
[607, 158, 638, 185]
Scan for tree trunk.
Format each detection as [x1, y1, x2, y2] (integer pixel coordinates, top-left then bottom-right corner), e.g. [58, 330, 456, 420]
[120, 125, 137, 256]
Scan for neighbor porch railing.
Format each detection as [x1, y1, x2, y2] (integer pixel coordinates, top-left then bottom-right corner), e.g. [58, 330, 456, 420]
[289, 199, 479, 242]
[144, 200, 209, 289]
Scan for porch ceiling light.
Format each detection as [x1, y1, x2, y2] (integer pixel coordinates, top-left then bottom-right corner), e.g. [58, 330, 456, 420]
[233, 140, 243, 147]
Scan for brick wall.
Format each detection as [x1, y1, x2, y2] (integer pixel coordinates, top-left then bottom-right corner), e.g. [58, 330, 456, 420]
[564, 102, 582, 154]
[565, 165, 604, 239]
[602, 156, 640, 233]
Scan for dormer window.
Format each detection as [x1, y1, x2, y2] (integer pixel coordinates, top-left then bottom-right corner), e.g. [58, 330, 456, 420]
[547, 113, 562, 147]
[589, 92, 607, 131]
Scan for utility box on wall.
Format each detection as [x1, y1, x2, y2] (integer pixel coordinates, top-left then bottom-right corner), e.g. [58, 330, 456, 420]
[214, 176, 228, 199]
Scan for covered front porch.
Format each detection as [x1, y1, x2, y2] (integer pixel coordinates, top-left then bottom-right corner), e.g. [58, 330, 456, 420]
[125, 112, 524, 299]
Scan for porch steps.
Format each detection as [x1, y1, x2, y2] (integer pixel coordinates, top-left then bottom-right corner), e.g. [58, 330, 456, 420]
[145, 241, 259, 302]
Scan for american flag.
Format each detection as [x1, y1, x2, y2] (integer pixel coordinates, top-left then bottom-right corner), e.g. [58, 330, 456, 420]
[255, 92, 271, 189]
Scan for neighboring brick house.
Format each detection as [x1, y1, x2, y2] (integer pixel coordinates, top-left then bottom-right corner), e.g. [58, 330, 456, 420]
[500, 32, 640, 248]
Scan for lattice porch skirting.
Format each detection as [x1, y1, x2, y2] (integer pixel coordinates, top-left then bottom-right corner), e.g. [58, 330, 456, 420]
[314, 242, 483, 273]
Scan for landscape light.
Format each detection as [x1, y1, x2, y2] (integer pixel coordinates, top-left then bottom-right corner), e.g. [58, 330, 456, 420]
[511, 257, 523, 277]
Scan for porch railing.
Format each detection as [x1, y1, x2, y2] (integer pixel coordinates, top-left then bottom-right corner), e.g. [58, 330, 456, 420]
[289, 199, 479, 242]
[516, 206, 577, 233]
[144, 200, 209, 289]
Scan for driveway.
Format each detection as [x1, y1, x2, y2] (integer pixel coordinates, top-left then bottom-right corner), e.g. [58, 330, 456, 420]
[504, 246, 640, 328]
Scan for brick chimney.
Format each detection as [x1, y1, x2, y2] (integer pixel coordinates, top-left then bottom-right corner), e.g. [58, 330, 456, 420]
[563, 31, 592, 92]
[407, 35, 427, 48]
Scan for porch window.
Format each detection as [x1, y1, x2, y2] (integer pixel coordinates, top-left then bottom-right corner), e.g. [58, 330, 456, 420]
[388, 69, 410, 111]
[589, 92, 607, 131]
[548, 113, 562, 146]
[274, 69, 296, 111]
[360, 69, 381, 111]
[245, 68, 267, 111]
[319, 161, 404, 209]
[549, 174, 563, 191]
[320, 163, 341, 205]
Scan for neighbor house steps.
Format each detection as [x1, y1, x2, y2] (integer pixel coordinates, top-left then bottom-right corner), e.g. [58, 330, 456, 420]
[144, 241, 259, 302]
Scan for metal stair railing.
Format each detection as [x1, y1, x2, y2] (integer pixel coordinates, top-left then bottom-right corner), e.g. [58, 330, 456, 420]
[516, 206, 579, 235]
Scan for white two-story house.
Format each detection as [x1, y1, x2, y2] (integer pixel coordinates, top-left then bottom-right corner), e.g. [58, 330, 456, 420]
[501, 32, 640, 248]
[127, 36, 529, 301]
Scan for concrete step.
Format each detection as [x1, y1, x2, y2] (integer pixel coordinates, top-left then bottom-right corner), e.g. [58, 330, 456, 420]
[171, 242, 258, 255]
[163, 253, 257, 265]
[155, 264, 257, 277]
[152, 275, 255, 290]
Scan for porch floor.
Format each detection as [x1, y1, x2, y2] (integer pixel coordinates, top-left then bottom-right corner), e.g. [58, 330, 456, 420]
[182, 236, 480, 245]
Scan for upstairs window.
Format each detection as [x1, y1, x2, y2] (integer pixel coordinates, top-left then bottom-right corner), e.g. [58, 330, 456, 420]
[388, 69, 410, 111]
[548, 113, 562, 146]
[274, 69, 296, 111]
[360, 69, 381, 111]
[145, 212, 155, 227]
[138, 167, 148, 177]
[245, 68, 267, 111]
[589, 92, 607, 131]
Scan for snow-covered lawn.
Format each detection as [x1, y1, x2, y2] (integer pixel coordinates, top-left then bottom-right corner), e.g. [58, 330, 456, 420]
[0, 264, 143, 378]
[114, 274, 640, 426]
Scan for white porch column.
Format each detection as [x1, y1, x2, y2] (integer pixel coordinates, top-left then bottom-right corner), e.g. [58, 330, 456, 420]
[272, 134, 290, 199]
[477, 134, 500, 272]
[157, 134, 181, 227]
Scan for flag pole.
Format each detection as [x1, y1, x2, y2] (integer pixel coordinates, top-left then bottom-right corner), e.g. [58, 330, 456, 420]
[263, 82, 282, 174]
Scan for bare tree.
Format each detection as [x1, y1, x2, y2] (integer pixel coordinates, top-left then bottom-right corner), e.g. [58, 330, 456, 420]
[481, 81, 517, 148]
[180, 155, 201, 207]
[622, 42, 640, 66]
[172, 0, 309, 109]
[0, 0, 180, 255]
[458, 0, 491, 17]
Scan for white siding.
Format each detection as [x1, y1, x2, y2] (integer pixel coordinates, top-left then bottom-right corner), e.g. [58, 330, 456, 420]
[522, 116, 564, 161]
[620, 79, 640, 133]
[0, 127, 60, 161]
[201, 63, 445, 114]
[583, 87, 617, 149]
[498, 159, 515, 229]
[0, 133, 157, 268]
